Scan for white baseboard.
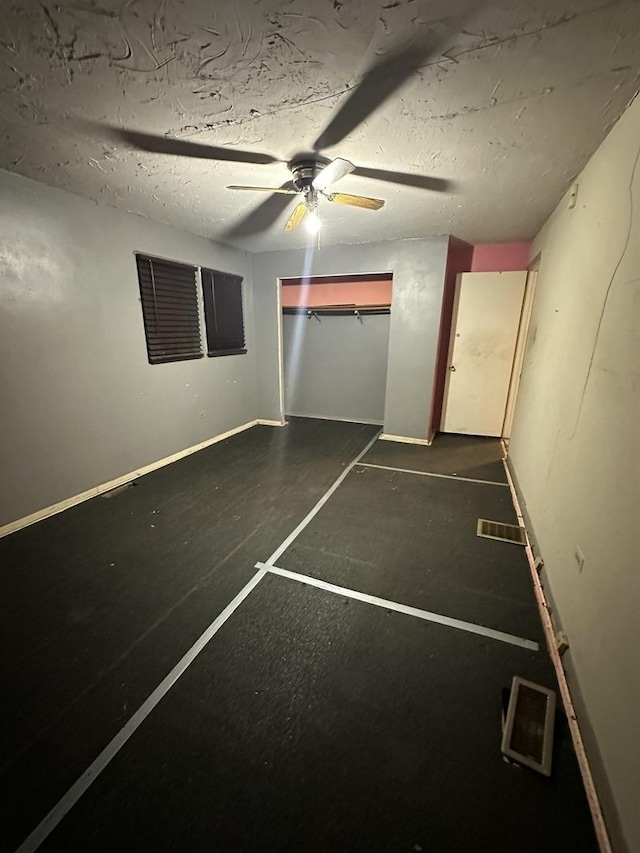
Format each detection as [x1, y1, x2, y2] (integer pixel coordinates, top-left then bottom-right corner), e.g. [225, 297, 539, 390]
[0, 419, 261, 539]
[380, 433, 430, 446]
[286, 412, 383, 426]
[256, 419, 287, 427]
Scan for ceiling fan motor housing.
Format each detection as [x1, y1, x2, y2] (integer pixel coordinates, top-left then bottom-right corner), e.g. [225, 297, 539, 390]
[290, 159, 324, 193]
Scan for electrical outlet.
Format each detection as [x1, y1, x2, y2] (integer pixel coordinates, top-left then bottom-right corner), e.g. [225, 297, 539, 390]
[574, 546, 585, 572]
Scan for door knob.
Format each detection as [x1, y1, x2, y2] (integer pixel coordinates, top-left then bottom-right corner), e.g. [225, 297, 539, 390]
[449, 365, 456, 372]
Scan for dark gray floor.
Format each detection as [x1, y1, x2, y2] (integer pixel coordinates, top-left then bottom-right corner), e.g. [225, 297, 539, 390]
[362, 431, 507, 483]
[1, 421, 597, 852]
[0, 418, 377, 851]
[41, 575, 596, 853]
[278, 465, 543, 642]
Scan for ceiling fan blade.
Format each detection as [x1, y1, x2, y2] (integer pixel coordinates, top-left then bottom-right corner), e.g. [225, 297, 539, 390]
[313, 31, 453, 151]
[284, 202, 308, 232]
[312, 158, 355, 191]
[326, 193, 385, 211]
[352, 166, 454, 193]
[107, 126, 280, 165]
[227, 185, 299, 194]
[224, 185, 296, 239]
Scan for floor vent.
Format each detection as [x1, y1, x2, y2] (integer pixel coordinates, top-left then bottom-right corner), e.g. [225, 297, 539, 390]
[501, 676, 556, 776]
[477, 518, 527, 545]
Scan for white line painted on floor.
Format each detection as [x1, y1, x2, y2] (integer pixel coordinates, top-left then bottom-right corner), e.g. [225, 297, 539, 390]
[14, 567, 268, 853]
[357, 462, 509, 487]
[258, 563, 539, 652]
[264, 430, 382, 567]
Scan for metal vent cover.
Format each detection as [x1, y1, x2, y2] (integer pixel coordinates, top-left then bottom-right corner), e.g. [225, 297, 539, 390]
[501, 676, 556, 776]
[477, 518, 527, 545]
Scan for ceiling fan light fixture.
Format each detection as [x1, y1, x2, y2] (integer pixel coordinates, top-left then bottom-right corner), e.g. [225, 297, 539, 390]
[305, 210, 321, 234]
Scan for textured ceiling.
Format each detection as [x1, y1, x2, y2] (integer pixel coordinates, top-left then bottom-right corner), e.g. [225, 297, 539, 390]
[1, 0, 640, 252]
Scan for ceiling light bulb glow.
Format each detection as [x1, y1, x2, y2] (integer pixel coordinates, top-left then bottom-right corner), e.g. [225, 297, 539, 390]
[306, 210, 321, 234]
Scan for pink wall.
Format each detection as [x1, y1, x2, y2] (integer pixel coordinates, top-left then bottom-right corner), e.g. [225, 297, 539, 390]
[281, 277, 392, 308]
[470, 242, 531, 272]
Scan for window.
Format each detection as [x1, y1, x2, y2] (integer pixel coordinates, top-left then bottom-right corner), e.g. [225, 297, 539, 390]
[135, 254, 202, 365]
[135, 256, 246, 364]
[201, 268, 246, 357]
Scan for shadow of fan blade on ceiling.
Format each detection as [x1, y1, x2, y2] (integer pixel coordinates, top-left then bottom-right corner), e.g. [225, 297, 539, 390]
[352, 166, 455, 193]
[105, 126, 280, 165]
[312, 30, 455, 152]
[223, 186, 297, 238]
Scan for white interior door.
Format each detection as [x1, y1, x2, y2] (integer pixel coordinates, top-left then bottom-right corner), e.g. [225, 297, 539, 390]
[442, 271, 527, 437]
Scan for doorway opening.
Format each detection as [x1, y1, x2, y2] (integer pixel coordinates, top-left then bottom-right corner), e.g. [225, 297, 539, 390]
[280, 272, 393, 425]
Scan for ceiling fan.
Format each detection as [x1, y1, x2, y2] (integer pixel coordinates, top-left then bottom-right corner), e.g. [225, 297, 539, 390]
[228, 156, 385, 234]
[103, 27, 459, 238]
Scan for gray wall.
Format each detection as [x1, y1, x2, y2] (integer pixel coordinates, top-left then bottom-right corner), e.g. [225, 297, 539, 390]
[510, 95, 640, 852]
[282, 313, 390, 424]
[0, 169, 257, 527]
[253, 238, 449, 438]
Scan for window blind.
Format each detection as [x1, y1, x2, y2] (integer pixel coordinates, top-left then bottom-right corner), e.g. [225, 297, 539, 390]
[136, 254, 203, 364]
[201, 269, 246, 357]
